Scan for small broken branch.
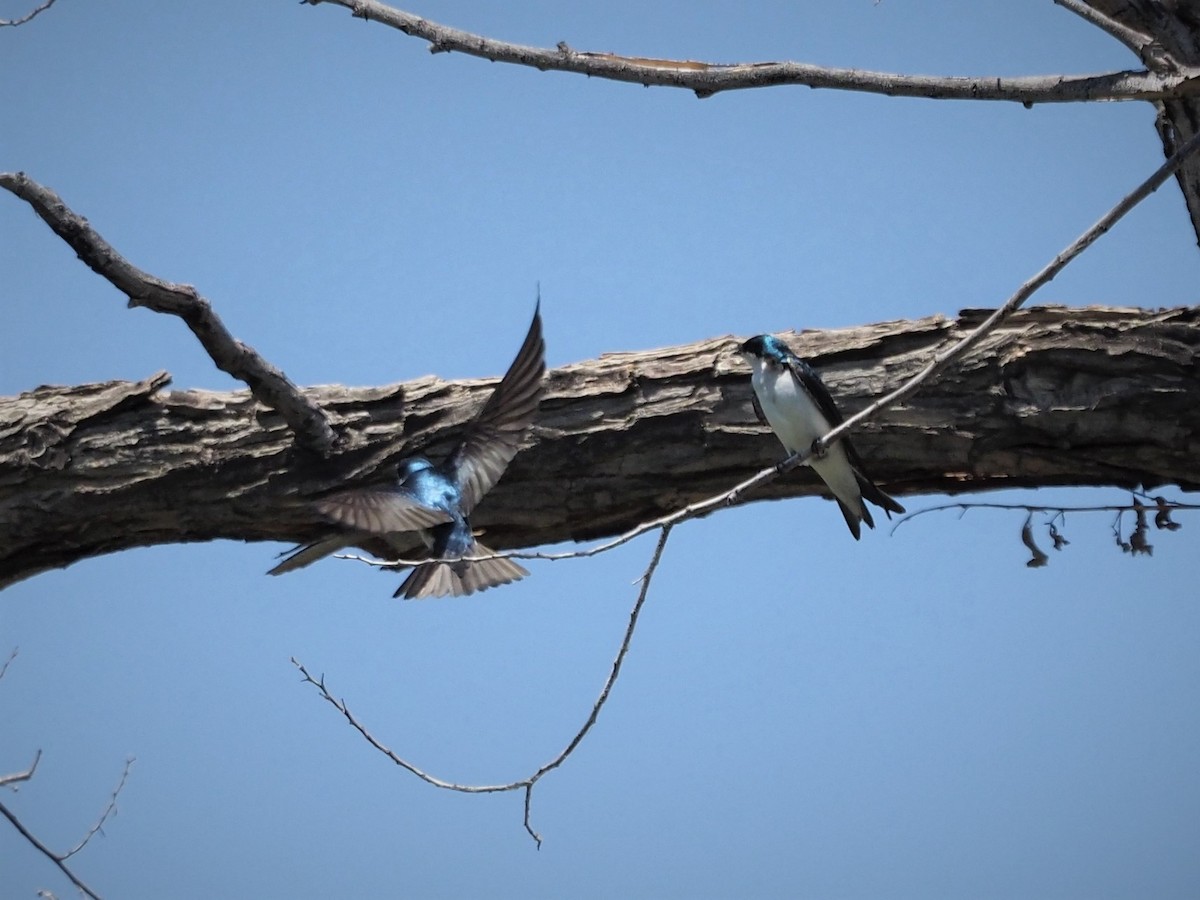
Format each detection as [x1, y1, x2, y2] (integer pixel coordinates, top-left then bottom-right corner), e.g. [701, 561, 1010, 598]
[0, 172, 339, 456]
[1, 750, 41, 790]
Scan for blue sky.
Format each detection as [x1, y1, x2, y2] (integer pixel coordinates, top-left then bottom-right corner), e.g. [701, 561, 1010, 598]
[3, 2, 1199, 898]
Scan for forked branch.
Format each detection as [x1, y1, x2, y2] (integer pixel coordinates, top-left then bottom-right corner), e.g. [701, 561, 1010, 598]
[0, 172, 338, 456]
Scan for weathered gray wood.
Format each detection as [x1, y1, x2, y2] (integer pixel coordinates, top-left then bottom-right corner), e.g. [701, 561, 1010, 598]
[2, 305, 1198, 589]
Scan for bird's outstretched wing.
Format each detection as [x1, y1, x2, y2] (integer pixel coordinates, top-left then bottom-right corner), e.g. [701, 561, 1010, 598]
[447, 303, 546, 513]
[315, 487, 452, 533]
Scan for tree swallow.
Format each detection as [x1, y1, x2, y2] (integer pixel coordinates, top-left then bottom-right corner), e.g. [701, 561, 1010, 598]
[270, 304, 545, 598]
[739, 334, 904, 539]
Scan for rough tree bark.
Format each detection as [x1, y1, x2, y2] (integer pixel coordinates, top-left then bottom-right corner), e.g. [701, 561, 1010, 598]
[3, 305, 1198, 589]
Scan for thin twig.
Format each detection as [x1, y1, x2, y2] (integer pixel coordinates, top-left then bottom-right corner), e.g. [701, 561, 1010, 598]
[304, 0, 1200, 103]
[0, 752, 132, 899]
[521, 524, 672, 845]
[0, 172, 339, 456]
[889, 499, 1200, 534]
[62, 758, 135, 860]
[0, 646, 17, 681]
[293, 524, 673, 846]
[0, 0, 56, 27]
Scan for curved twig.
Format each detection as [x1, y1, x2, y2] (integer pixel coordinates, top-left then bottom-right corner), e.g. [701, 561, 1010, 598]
[0, 172, 339, 456]
[293, 524, 673, 847]
[0, 0, 56, 27]
[62, 758, 135, 860]
[888, 498, 1200, 534]
[304, 0, 1200, 103]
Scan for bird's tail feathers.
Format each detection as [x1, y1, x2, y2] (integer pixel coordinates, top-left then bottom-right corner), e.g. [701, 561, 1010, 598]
[394, 541, 528, 600]
[855, 471, 905, 517]
[835, 498, 868, 541]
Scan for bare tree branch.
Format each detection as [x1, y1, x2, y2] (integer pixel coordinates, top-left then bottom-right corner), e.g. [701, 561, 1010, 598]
[0, 752, 132, 899]
[0, 172, 339, 456]
[0, 646, 17, 682]
[0, 796, 103, 900]
[0, 652, 127, 898]
[302, 0, 1200, 103]
[0, 0, 56, 27]
[292, 523, 672, 846]
[888, 497, 1198, 533]
[62, 758, 134, 860]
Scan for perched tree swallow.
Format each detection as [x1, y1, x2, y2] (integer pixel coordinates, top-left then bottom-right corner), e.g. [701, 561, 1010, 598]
[270, 304, 545, 598]
[739, 334, 904, 539]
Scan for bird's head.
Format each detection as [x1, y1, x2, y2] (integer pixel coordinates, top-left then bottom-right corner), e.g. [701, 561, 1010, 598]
[739, 334, 789, 367]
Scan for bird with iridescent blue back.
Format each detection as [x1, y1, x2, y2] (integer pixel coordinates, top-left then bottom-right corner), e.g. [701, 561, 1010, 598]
[270, 304, 545, 598]
[740, 334, 904, 539]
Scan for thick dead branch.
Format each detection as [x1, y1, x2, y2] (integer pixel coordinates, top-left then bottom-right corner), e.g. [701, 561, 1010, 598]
[0, 173, 339, 455]
[303, 0, 1200, 104]
[2, 305, 1199, 589]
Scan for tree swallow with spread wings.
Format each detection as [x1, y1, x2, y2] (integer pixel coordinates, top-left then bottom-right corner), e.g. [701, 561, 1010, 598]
[270, 304, 545, 598]
[740, 334, 904, 539]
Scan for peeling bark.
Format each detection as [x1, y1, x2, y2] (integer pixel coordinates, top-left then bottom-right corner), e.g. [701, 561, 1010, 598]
[2, 305, 1198, 589]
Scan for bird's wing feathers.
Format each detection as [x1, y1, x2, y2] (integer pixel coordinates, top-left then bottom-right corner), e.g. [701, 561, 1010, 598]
[447, 304, 546, 513]
[781, 347, 906, 519]
[315, 487, 452, 533]
[268, 535, 356, 575]
[782, 353, 846, 431]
